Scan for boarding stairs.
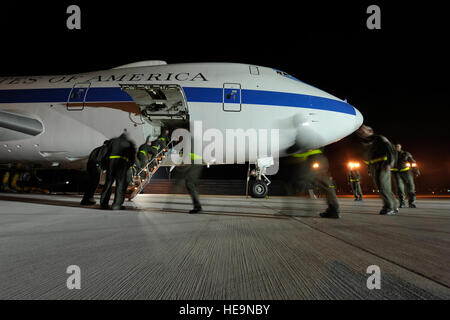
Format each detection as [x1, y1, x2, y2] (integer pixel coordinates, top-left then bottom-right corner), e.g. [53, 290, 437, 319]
[126, 140, 175, 200]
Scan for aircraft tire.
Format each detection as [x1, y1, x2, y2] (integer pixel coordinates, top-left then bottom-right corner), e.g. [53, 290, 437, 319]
[250, 180, 268, 198]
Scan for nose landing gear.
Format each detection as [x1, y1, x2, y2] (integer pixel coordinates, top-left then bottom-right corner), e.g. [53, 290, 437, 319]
[246, 157, 274, 198]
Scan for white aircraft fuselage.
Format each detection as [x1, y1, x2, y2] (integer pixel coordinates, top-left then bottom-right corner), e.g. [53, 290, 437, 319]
[0, 61, 363, 169]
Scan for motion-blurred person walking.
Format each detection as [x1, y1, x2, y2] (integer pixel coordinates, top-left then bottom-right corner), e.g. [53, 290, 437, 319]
[283, 148, 340, 219]
[80, 140, 110, 205]
[391, 143, 420, 208]
[356, 125, 398, 215]
[100, 132, 136, 210]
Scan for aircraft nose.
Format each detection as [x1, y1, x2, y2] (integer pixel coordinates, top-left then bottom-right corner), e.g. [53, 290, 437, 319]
[354, 107, 364, 129]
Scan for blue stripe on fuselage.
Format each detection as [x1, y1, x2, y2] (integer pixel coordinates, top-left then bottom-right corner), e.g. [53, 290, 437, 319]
[0, 88, 71, 103]
[0, 86, 356, 115]
[0, 88, 133, 103]
[183, 87, 356, 115]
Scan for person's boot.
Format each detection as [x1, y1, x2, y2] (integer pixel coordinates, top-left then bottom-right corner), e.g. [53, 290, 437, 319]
[81, 200, 96, 205]
[399, 202, 406, 208]
[189, 206, 202, 214]
[80, 197, 96, 205]
[379, 208, 397, 215]
[112, 204, 125, 210]
[319, 208, 340, 219]
[409, 203, 416, 208]
[354, 197, 359, 201]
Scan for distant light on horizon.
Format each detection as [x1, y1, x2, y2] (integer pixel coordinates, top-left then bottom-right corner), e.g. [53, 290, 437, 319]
[348, 161, 361, 169]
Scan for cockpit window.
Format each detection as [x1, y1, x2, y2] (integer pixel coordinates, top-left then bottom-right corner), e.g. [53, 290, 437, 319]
[274, 69, 303, 83]
[276, 70, 289, 76]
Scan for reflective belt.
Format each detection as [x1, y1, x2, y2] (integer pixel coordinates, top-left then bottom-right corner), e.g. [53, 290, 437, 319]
[350, 179, 360, 182]
[109, 155, 129, 162]
[391, 167, 410, 172]
[329, 185, 335, 189]
[364, 156, 388, 165]
[190, 153, 202, 160]
[152, 146, 159, 150]
[140, 150, 147, 156]
[159, 137, 166, 141]
[292, 149, 322, 160]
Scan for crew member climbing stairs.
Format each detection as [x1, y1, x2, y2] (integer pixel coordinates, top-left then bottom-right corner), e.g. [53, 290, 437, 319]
[126, 140, 175, 200]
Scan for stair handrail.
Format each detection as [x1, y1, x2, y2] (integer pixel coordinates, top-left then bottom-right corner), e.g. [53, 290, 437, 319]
[130, 140, 176, 197]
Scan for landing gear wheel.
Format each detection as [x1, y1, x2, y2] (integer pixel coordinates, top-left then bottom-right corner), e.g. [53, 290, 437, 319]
[250, 180, 268, 198]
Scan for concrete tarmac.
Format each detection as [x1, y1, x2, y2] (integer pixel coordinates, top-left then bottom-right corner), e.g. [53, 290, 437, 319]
[0, 193, 449, 299]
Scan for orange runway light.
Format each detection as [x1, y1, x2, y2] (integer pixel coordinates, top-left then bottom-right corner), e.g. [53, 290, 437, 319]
[406, 162, 411, 167]
[312, 162, 320, 169]
[411, 163, 417, 168]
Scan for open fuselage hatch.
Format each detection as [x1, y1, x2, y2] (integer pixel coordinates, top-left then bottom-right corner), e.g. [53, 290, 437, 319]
[120, 84, 189, 129]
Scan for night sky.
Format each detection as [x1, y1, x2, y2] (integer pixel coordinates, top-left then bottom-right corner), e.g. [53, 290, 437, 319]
[0, 1, 448, 192]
